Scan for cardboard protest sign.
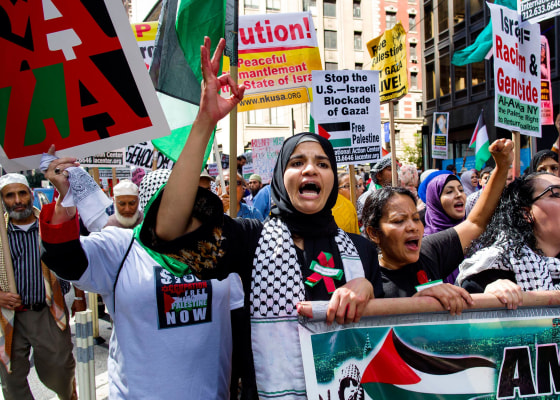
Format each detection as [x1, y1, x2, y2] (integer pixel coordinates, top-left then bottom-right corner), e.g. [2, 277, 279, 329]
[540, 36, 554, 125]
[432, 112, 449, 159]
[312, 70, 382, 165]
[518, 0, 560, 23]
[126, 141, 174, 171]
[131, 22, 158, 69]
[0, 0, 169, 172]
[366, 22, 408, 103]
[79, 150, 125, 168]
[223, 12, 322, 112]
[490, 3, 541, 137]
[251, 137, 284, 184]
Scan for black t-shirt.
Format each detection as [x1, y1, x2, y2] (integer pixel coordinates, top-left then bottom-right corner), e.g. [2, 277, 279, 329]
[142, 189, 383, 300]
[380, 228, 464, 298]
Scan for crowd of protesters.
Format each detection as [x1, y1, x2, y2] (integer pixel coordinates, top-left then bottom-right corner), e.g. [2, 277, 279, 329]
[2, 37, 560, 400]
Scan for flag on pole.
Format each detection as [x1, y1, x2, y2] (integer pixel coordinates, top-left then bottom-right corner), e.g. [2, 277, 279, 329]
[451, 0, 516, 66]
[469, 111, 491, 170]
[149, 0, 226, 162]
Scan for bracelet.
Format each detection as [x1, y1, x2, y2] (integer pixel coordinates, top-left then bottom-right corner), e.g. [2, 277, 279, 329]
[74, 297, 84, 301]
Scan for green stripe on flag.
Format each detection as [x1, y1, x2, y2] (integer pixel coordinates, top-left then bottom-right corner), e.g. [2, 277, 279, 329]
[330, 138, 352, 148]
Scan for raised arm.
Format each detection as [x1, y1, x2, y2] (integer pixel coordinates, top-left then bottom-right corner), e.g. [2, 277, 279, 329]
[454, 138, 513, 250]
[155, 37, 244, 241]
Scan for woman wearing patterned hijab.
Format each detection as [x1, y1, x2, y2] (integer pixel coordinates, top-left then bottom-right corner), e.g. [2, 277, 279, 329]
[138, 39, 382, 399]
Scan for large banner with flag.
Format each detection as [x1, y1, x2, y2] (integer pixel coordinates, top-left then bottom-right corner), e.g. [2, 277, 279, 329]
[225, 12, 322, 112]
[0, 0, 169, 172]
[366, 22, 408, 103]
[489, 3, 541, 137]
[300, 306, 560, 399]
[312, 70, 382, 165]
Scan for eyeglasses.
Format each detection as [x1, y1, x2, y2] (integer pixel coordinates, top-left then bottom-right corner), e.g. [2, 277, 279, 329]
[224, 180, 243, 187]
[531, 185, 560, 203]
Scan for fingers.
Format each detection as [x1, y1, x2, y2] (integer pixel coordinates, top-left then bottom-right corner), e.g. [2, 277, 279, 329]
[211, 38, 226, 75]
[485, 279, 523, 309]
[296, 302, 313, 318]
[47, 144, 56, 155]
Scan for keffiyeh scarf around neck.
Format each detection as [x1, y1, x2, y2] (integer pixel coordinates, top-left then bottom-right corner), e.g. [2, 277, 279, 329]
[457, 239, 560, 291]
[250, 217, 364, 398]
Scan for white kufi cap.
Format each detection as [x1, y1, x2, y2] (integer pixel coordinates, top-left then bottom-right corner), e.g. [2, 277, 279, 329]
[0, 173, 30, 191]
[113, 179, 139, 197]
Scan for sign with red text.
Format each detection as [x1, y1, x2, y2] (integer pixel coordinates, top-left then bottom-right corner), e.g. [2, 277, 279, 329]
[131, 22, 158, 69]
[251, 137, 284, 184]
[490, 3, 541, 137]
[223, 12, 322, 112]
[0, 0, 169, 172]
[312, 70, 381, 165]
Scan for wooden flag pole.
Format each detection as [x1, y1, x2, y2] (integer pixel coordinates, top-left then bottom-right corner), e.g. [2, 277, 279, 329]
[152, 149, 158, 171]
[388, 101, 398, 186]
[86, 168, 100, 339]
[348, 165, 357, 207]
[228, 65, 238, 218]
[512, 131, 521, 178]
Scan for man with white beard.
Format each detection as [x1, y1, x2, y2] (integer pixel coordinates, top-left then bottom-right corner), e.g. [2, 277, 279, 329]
[104, 180, 143, 229]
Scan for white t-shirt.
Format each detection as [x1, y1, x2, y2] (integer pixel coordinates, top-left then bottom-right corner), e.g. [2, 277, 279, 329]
[76, 227, 240, 399]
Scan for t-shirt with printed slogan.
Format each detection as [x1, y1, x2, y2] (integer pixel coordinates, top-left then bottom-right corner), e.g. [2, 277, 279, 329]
[380, 228, 464, 298]
[67, 227, 241, 400]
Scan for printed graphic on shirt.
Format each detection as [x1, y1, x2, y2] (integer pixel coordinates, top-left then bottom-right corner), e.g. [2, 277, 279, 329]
[155, 267, 212, 329]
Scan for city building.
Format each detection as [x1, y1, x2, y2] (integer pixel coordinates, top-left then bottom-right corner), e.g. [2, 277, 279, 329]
[421, 1, 559, 167]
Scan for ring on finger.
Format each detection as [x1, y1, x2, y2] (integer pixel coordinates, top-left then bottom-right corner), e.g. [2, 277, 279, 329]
[54, 167, 61, 175]
[62, 170, 69, 178]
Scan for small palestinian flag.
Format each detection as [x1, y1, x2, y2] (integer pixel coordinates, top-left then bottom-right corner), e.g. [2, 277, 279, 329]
[361, 328, 496, 399]
[317, 122, 351, 148]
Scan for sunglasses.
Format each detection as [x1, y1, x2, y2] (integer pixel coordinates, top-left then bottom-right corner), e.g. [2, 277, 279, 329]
[531, 185, 560, 203]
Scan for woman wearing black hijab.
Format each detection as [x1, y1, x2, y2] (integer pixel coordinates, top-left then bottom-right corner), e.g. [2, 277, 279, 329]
[142, 38, 381, 399]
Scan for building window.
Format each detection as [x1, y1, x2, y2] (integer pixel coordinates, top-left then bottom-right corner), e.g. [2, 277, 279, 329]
[247, 109, 284, 125]
[416, 102, 423, 118]
[303, 0, 317, 15]
[471, 60, 485, 86]
[325, 62, 338, 70]
[386, 11, 397, 29]
[353, 0, 361, 18]
[410, 72, 418, 89]
[355, 63, 363, 70]
[410, 43, 417, 61]
[455, 64, 467, 91]
[247, 110, 264, 124]
[266, 0, 280, 11]
[470, 0, 483, 14]
[270, 107, 284, 125]
[324, 30, 337, 49]
[438, 1, 448, 33]
[424, 5, 433, 39]
[409, 14, 416, 31]
[440, 53, 451, 96]
[354, 32, 362, 50]
[454, 0, 465, 24]
[324, 0, 336, 17]
[426, 62, 435, 100]
[244, 0, 258, 9]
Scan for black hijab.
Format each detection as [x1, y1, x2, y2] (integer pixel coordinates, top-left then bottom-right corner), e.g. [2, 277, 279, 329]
[530, 150, 558, 174]
[270, 132, 339, 237]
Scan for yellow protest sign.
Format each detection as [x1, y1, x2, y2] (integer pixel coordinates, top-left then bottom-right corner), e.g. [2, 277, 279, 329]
[366, 22, 408, 103]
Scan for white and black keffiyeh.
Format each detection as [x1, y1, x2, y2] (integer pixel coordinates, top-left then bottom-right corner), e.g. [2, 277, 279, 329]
[457, 239, 560, 291]
[249, 217, 364, 399]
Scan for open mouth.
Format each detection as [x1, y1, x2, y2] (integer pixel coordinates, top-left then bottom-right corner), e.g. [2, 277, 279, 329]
[299, 182, 320, 196]
[454, 202, 464, 210]
[404, 239, 420, 251]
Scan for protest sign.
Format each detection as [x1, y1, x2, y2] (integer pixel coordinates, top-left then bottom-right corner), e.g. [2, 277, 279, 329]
[490, 3, 541, 137]
[300, 301, 560, 400]
[98, 167, 131, 180]
[223, 12, 322, 112]
[366, 22, 408, 103]
[312, 70, 382, 165]
[131, 22, 158, 69]
[518, 0, 560, 23]
[126, 141, 175, 171]
[540, 36, 554, 125]
[79, 150, 125, 168]
[0, 1, 169, 172]
[432, 112, 449, 159]
[208, 163, 219, 177]
[251, 137, 284, 184]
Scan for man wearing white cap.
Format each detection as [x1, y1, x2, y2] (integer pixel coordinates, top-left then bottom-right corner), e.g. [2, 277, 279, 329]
[104, 179, 143, 229]
[0, 173, 78, 400]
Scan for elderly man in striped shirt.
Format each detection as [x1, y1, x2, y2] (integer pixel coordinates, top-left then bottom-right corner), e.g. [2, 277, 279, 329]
[0, 173, 80, 400]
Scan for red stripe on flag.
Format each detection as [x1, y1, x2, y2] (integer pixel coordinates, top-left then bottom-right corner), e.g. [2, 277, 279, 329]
[318, 125, 331, 139]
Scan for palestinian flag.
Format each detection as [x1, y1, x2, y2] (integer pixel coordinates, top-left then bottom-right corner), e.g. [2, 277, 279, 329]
[469, 110, 491, 170]
[361, 329, 496, 399]
[317, 122, 351, 148]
